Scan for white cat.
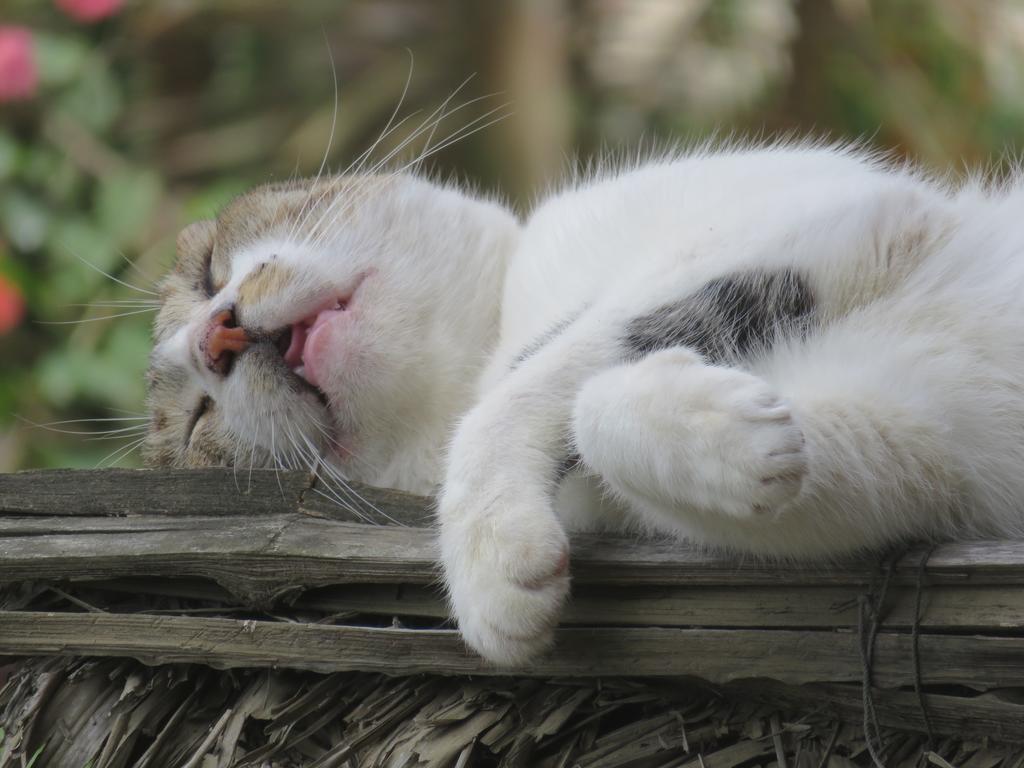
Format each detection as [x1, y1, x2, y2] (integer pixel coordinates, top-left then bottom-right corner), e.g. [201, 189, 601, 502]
[147, 143, 1024, 667]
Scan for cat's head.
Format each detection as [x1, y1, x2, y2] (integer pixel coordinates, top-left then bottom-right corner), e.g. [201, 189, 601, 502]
[144, 174, 518, 493]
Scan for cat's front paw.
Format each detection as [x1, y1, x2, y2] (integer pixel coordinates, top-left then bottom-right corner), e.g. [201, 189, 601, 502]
[438, 487, 570, 666]
[574, 348, 808, 519]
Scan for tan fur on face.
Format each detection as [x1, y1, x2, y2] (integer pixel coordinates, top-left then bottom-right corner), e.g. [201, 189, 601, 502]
[237, 260, 297, 307]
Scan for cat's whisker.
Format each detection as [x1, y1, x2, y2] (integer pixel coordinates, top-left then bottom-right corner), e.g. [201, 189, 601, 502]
[15, 415, 149, 438]
[269, 418, 286, 500]
[421, 73, 480, 159]
[307, 419, 380, 475]
[343, 70, 480, 184]
[286, 31, 341, 245]
[305, 92, 508, 252]
[291, 52, 422, 249]
[84, 428, 150, 442]
[282, 423, 303, 468]
[36, 308, 159, 325]
[305, 479, 367, 521]
[68, 297, 161, 305]
[383, 95, 509, 184]
[95, 436, 147, 468]
[231, 440, 243, 494]
[303, 96, 484, 249]
[405, 103, 514, 173]
[285, 424, 360, 517]
[293, 109, 423, 249]
[118, 250, 160, 289]
[301, 85, 496, 251]
[27, 428, 147, 440]
[73, 254, 158, 296]
[19, 415, 149, 425]
[247, 424, 260, 495]
[287, 426, 366, 520]
[65, 301, 161, 309]
[347, 47, 416, 178]
[322, 463, 398, 525]
[296, 427, 399, 525]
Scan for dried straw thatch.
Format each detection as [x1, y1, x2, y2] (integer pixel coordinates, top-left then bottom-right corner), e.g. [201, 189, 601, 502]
[5, 656, 1022, 768]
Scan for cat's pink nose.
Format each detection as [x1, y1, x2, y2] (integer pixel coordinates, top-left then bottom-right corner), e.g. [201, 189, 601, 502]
[203, 305, 250, 375]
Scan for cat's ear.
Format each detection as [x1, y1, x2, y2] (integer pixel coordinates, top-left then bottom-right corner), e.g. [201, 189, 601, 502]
[174, 219, 217, 288]
[176, 220, 216, 261]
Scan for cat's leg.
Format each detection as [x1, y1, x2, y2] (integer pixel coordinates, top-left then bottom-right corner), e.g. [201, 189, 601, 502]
[438, 313, 622, 665]
[573, 321, 974, 556]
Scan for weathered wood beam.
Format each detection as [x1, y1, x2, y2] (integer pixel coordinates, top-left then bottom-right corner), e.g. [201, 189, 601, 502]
[6, 510, 1024, 607]
[0, 513, 433, 604]
[4, 469, 1023, 586]
[60, 577, 1024, 631]
[4, 468, 1024, 602]
[2, 611, 1024, 689]
[294, 582, 1024, 630]
[0, 468, 430, 524]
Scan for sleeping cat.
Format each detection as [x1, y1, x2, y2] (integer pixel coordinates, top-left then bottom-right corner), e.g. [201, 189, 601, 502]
[146, 143, 1024, 665]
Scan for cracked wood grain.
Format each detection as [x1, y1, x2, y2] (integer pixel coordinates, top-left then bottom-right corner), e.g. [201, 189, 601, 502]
[2, 611, 1024, 689]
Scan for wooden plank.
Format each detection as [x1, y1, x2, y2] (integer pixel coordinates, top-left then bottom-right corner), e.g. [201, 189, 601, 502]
[0, 468, 311, 517]
[70, 578, 1024, 631]
[296, 583, 1024, 630]
[4, 469, 1024, 587]
[1, 612, 1023, 688]
[0, 514, 435, 605]
[0, 468, 432, 525]
[4, 510, 1024, 602]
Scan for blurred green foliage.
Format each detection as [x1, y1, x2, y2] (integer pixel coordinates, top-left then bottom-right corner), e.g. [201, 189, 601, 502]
[2, 0, 1023, 470]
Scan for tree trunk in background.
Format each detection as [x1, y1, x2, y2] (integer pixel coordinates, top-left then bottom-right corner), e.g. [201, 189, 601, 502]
[771, 0, 845, 133]
[462, 0, 574, 208]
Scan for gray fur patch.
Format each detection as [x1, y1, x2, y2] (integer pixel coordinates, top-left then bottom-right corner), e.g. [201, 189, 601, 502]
[625, 269, 814, 363]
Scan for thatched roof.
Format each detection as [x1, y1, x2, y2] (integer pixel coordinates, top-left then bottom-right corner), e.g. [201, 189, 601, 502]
[6, 657, 1022, 768]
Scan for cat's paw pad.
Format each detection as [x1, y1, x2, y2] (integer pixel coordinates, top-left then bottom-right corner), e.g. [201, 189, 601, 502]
[668, 364, 808, 517]
[740, 397, 808, 515]
[575, 350, 808, 519]
[666, 364, 808, 517]
[439, 496, 570, 666]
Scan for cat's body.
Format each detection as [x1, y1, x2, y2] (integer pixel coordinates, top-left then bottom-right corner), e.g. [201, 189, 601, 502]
[147, 143, 1024, 666]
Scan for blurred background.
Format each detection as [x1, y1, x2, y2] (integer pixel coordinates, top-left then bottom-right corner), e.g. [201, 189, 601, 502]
[1, 0, 1023, 470]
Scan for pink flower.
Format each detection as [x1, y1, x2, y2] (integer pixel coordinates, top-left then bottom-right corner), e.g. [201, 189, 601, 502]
[56, 0, 123, 23]
[0, 27, 37, 103]
[0, 276, 25, 335]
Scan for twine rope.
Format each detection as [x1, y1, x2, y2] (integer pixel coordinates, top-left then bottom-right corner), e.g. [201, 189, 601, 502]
[858, 545, 937, 768]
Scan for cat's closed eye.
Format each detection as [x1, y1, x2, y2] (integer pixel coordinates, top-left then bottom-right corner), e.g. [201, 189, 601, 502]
[185, 396, 212, 445]
[200, 241, 220, 299]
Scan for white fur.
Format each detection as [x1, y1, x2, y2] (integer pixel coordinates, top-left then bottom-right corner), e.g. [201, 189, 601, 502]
[438, 144, 1024, 664]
